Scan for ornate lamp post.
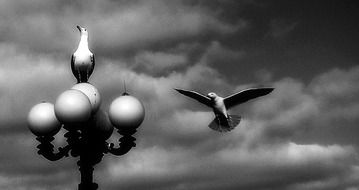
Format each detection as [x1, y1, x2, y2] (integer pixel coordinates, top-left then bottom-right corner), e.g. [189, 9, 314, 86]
[27, 28, 145, 190]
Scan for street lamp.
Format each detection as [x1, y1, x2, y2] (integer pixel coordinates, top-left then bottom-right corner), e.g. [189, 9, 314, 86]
[27, 38, 145, 190]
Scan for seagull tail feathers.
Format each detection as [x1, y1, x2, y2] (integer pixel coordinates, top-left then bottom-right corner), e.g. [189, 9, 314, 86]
[208, 115, 241, 132]
[228, 115, 241, 128]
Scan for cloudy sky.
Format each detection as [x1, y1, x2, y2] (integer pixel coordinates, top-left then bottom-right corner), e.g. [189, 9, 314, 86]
[1, 0, 359, 189]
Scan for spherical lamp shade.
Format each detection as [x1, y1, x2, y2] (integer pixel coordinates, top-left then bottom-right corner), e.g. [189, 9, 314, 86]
[89, 109, 114, 139]
[71, 83, 101, 114]
[54, 89, 92, 124]
[109, 95, 145, 129]
[27, 102, 62, 136]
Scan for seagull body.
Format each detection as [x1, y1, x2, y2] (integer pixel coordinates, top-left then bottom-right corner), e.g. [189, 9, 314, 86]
[175, 87, 274, 132]
[71, 25, 95, 83]
[211, 95, 227, 116]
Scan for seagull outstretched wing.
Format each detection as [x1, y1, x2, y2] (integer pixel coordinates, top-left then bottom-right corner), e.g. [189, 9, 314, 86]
[174, 88, 212, 107]
[224, 87, 274, 109]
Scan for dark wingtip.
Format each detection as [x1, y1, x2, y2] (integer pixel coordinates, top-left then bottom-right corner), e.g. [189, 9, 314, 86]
[264, 87, 275, 95]
[174, 88, 187, 95]
[267, 87, 274, 91]
[261, 86, 273, 90]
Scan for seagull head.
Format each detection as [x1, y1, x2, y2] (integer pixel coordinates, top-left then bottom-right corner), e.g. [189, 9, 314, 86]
[207, 92, 217, 100]
[76, 25, 88, 36]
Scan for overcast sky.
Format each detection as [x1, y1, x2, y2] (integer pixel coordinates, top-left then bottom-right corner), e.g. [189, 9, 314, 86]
[1, 0, 359, 189]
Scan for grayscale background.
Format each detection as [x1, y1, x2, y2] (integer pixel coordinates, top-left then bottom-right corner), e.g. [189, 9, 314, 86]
[0, 0, 358, 189]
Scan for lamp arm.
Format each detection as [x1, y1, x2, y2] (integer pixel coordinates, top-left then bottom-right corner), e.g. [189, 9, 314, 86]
[36, 136, 71, 161]
[106, 128, 137, 156]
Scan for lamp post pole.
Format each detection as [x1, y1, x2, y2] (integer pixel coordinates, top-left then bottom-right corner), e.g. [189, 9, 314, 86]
[27, 27, 145, 190]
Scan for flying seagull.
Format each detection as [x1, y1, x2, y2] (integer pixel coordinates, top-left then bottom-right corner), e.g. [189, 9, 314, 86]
[175, 87, 274, 132]
[71, 25, 95, 83]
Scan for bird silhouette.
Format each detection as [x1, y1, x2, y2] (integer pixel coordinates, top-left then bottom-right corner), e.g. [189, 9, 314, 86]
[175, 87, 274, 132]
[71, 25, 95, 83]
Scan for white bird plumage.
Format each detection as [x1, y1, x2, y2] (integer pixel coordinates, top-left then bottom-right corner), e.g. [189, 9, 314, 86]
[71, 25, 95, 83]
[175, 87, 274, 132]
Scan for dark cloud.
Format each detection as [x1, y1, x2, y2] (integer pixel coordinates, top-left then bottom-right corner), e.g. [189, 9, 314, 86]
[268, 19, 298, 39]
[0, 0, 246, 58]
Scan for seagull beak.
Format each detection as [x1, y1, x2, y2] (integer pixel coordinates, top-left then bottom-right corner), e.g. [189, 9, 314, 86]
[76, 25, 82, 31]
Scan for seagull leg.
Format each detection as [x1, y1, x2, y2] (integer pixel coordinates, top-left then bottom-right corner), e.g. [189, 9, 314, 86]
[78, 70, 81, 83]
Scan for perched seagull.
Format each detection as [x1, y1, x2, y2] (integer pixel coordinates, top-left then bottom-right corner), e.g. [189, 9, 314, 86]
[71, 25, 95, 83]
[175, 87, 274, 132]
